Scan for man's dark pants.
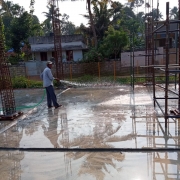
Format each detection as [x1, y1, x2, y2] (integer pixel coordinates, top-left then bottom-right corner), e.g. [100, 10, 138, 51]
[45, 85, 59, 107]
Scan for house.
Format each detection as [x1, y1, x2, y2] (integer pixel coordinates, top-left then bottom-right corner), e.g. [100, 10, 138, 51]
[28, 34, 88, 62]
[24, 34, 88, 76]
[155, 22, 177, 48]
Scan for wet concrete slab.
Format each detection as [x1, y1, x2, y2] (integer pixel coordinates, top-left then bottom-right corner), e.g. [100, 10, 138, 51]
[0, 150, 180, 180]
[0, 85, 180, 179]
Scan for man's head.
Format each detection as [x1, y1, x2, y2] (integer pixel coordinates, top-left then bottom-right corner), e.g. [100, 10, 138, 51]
[46, 61, 53, 68]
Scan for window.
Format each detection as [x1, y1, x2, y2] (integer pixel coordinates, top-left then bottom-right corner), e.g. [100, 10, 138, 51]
[52, 51, 56, 58]
[66, 50, 73, 61]
[40, 52, 47, 61]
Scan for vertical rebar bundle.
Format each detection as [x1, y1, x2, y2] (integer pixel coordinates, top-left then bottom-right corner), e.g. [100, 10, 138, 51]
[0, 18, 16, 116]
[50, 0, 63, 79]
[178, 0, 180, 110]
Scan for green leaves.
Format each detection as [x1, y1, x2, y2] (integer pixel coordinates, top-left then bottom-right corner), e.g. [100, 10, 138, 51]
[99, 26, 128, 60]
[10, 12, 32, 53]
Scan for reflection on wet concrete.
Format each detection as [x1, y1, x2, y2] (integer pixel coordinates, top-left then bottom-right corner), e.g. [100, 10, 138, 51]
[1, 86, 180, 179]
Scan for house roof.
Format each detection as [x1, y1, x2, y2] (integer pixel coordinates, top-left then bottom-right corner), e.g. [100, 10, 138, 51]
[30, 41, 88, 52]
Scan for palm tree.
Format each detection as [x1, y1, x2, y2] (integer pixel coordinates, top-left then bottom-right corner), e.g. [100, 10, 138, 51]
[0, 0, 24, 17]
[127, 0, 144, 8]
[41, 4, 55, 34]
[81, 1, 124, 44]
[145, 8, 163, 21]
[170, 6, 179, 20]
[87, 0, 98, 47]
[0, 0, 13, 16]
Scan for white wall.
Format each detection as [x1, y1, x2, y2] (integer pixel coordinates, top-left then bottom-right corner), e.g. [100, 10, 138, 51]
[73, 50, 83, 61]
[121, 47, 164, 67]
[25, 61, 46, 76]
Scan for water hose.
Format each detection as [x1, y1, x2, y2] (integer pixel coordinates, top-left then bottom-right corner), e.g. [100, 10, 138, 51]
[0, 89, 46, 111]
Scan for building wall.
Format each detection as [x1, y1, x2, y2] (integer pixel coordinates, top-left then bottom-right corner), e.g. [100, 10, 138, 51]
[120, 47, 163, 67]
[34, 50, 83, 62]
[73, 50, 83, 61]
[10, 48, 178, 78]
[9, 65, 26, 77]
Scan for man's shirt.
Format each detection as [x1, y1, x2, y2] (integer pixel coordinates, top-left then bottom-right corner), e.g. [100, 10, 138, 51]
[40, 67, 54, 87]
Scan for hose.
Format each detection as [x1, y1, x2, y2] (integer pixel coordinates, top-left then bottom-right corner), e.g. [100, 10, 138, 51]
[0, 89, 46, 111]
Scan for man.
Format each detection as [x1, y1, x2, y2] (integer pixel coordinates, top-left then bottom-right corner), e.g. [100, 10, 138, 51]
[40, 60, 61, 109]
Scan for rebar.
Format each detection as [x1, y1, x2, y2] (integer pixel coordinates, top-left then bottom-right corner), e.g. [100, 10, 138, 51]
[50, 0, 63, 79]
[0, 18, 16, 116]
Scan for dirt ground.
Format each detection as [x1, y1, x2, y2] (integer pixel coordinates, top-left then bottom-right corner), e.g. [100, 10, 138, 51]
[0, 85, 180, 180]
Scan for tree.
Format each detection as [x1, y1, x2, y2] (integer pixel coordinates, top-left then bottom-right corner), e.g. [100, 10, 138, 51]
[170, 6, 179, 20]
[10, 12, 32, 54]
[87, 0, 98, 48]
[99, 26, 128, 61]
[127, 0, 144, 8]
[60, 13, 76, 35]
[30, 15, 44, 36]
[92, 0, 112, 41]
[0, 1, 24, 17]
[42, 18, 52, 35]
[144, 8, 163, 21]
[81, 1, 124, 44]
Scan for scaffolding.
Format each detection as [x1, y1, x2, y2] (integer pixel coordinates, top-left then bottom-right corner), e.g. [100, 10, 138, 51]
[130, 86, 180, 179]
[131, 101, 180, 179]
[131, 0, 180, 128]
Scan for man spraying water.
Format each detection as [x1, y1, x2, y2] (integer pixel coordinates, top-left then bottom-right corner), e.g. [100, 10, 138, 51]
[40, 61, 62, 109]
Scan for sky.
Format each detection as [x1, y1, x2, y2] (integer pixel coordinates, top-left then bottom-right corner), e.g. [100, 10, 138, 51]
[10, 0, 178, 26]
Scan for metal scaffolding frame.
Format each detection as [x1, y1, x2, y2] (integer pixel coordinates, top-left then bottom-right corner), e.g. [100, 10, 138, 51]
[130, 88, 180, 179]
[131, 0, 180, 128]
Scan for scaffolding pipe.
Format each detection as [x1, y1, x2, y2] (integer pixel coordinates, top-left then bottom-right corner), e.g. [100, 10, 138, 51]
[152, 0, 156, 108]
[178, 0, 180, 111]
[156, 84, 178, 96]
[164, 2, 170, 128]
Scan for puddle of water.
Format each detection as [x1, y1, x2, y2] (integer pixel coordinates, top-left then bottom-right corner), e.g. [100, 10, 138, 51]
[0, 151, 180, 180]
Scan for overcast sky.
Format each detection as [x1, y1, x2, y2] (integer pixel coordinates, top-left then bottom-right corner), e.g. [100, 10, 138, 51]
[10, 0, 178, 26]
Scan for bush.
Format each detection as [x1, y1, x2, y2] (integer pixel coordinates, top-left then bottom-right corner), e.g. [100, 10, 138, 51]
[83, 48, 103, 62]
[12, 76, 42, 88]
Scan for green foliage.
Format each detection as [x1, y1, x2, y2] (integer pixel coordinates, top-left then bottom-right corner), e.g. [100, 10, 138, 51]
[10, 12, 32, 54]
[11, 76, 42, 88]
[7, 55, 19, 65]
[83, 47, 103, 62]
[99, 26, 128, 60]
[0, 1, 43, 52]
[61, 13, 76, 35]
[170, 6, 179, 20]
[0, 15, 5, 48]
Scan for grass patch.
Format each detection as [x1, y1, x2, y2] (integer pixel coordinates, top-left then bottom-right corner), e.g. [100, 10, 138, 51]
[12, 76, 43, 88]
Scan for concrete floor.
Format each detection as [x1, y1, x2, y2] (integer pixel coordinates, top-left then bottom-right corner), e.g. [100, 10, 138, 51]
[0, 85, 180, 180]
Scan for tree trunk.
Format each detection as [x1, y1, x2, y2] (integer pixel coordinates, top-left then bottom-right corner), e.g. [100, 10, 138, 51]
[87, 0, 98, 48]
